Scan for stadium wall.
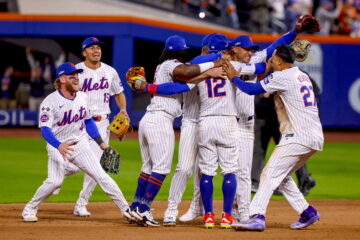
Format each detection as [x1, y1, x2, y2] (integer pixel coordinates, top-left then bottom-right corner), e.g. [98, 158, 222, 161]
[0, 14, 359, 128]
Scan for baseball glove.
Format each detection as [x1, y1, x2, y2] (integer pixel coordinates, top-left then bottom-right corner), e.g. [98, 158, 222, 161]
[295, 15, 320, 33]
[108, 112, 130, 141]
[126, 66, 147, 92]
[290, 39, 311, 62]
[100, 146, 121, 174]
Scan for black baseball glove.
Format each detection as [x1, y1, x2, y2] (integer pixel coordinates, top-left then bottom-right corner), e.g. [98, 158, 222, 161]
[295, 15, 320, 33]
[100, 146, 121, 174]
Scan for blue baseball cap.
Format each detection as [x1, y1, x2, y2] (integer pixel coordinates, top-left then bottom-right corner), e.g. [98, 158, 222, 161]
[231, 35, 259, 50]
[56, 62, 83, 78]
[165, 35, 189, 51]
[82, 37, 104, 51]
[320, 0, 333, 6]
[202, 33, 218, 47]
[208, 34, 231, 53]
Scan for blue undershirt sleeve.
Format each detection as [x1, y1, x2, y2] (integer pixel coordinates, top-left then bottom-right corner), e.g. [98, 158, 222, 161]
[231, 77, 266, 95]
[265, 30, 298, 59]
[190, 54, 222, 64]
[254, 63, 266, 74]
[85, 118, 101, 139]
[41, 126, 61, 149]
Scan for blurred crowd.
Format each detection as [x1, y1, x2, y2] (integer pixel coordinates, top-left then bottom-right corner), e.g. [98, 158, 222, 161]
[0, 47, 64, 111]
[176, 0, 360, 36]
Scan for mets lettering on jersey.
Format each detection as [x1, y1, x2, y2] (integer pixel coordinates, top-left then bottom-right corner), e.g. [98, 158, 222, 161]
[57, 107, 87, 126]
[80, 77, 109, 92]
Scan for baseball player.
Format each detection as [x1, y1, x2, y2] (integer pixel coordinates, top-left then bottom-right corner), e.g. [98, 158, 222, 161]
[180, 29, 301, 223]
[22, 62, 132, 222]
[128, 35, 223, 227]
[71, 37, 127, 217]
[163, 33, 220, 226]
[226, 45, 323, 231]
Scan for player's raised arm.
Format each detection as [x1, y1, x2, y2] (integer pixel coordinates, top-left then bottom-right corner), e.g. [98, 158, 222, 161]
[127, 67, 225, 95]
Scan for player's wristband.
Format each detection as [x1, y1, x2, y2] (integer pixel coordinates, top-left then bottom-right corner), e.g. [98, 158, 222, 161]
[94, 136, 104, 146]
[146, 84, 158, 94]
[198, 62, 215, 73]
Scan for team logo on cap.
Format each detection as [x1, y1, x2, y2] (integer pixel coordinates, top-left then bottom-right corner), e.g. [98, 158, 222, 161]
[92, 37, 98, 41]
[249, 37, 254, 42]
[58, 70, 65, 75]
[71, 63, 75, 68]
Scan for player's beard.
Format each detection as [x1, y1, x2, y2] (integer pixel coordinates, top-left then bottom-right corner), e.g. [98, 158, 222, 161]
[65, 80, 79, 93]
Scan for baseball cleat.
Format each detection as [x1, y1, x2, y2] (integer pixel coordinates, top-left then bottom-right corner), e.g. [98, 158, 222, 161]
[73, 205, 91, 217]
[52, 188, 61, 195]
[220, 212, 234, 229]
[179, 208, 202, 222]
[123, 207, 136, 224]
[132, 207, 160, 227]
[203, 212, 215, 229]
[290, 205, 320, 230]
[232, 214, 266, 231]
[22, 207, 38, 222]
[163, 216, 176, 227]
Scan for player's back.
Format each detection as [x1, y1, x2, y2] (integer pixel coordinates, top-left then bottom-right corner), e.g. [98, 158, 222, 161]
[146, 59, 183, 118]
[197, 61, 238, 117]
[269, 67, 324, 150]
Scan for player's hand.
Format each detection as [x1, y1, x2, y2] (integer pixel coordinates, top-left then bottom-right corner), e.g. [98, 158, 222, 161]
[100, 142, 109, 151]
[205, 67, 226, 79]
[58, 142, 75, 161]
[213, 58, 229, 68]
[223, 61, 240, 80]
[119, 110, 130, 121]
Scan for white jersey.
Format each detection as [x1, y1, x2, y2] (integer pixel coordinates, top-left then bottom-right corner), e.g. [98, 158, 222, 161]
[76, 62, 123, 116]
[233, 49, 267, 118]
[250, 49, 267, 65]
[182, 85, 199, 121]
[38, 91, 91, 145]
[146, 59, 183, 118]
[260, 66, 324, 150]
[197, 61, 239, 117]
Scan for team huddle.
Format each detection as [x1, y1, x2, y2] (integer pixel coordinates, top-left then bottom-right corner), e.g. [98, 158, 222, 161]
[22, 15, 324, 232]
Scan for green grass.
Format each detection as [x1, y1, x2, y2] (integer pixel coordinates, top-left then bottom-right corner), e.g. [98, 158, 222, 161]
[0, 138, 359, 203]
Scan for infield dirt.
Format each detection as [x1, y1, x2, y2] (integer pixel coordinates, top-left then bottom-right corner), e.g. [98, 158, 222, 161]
[1, 200, 360, 240]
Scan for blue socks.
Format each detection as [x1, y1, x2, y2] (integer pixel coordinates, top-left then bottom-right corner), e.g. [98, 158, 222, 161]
[222, 173, 237, 215]
[130, 172, 149, 209]
[138, 172, 165, 212]
[200, 174, 214, 213]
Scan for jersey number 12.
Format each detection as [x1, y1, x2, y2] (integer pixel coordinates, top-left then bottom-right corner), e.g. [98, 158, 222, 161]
[205, 78, 226, 98]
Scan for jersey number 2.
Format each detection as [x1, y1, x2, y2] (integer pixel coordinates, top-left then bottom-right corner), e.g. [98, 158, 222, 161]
[205, 78, 226, 98]
[300, 85, 316, 107]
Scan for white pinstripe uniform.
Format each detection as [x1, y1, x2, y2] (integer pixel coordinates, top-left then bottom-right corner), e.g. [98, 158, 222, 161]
[249, 66, 324, 216]
[197, 61, 241, 177]
[23, 91, 129, 215]
[74, 62, 124, 207]
[164, 86, 202, 219]
[233, 50, 268, 221]
[139, 59, 183, 175]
